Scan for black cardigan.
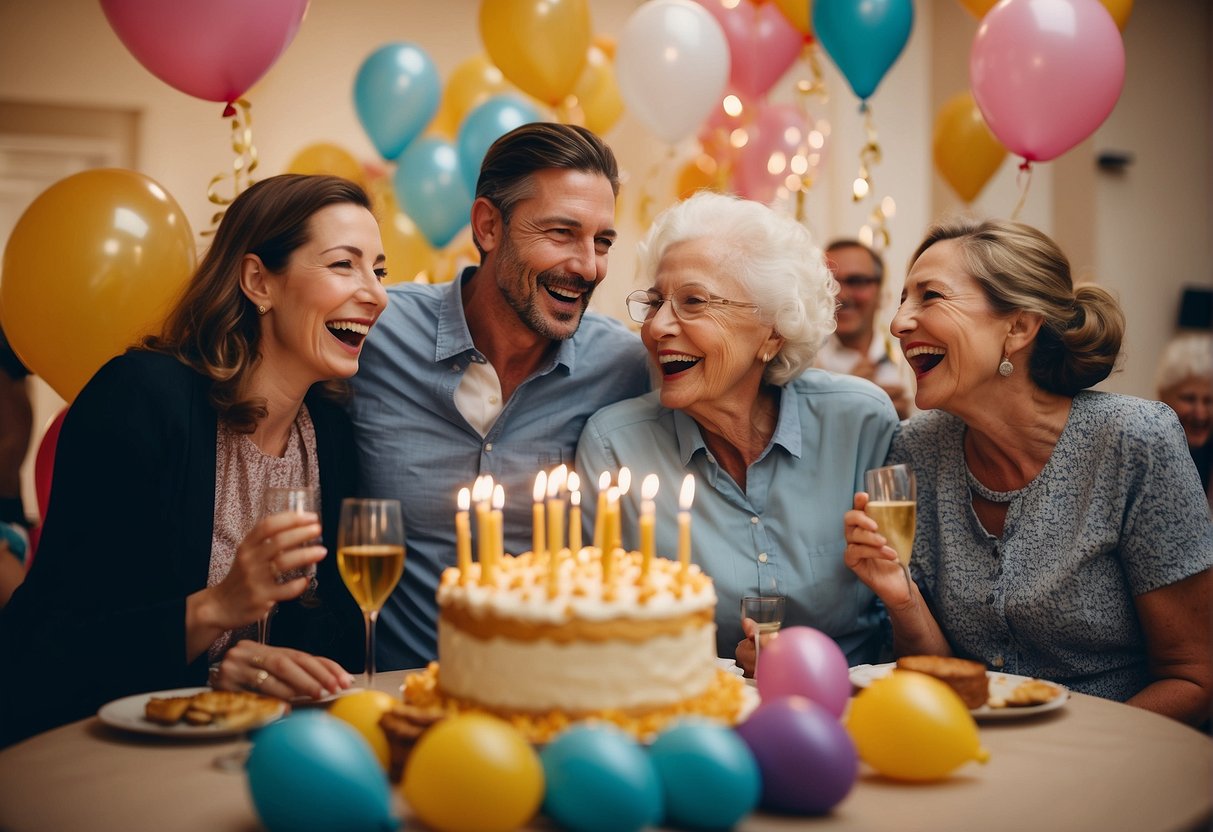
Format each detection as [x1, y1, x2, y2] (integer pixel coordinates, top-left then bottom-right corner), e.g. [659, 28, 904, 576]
[0, 350, 363, 745]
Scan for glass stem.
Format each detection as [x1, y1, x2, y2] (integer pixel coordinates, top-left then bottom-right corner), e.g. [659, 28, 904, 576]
[257, 604, 274, 644]
[754, 634, 761, 679]
[902, 563, 914, 595]
[364, 609, 378, 688]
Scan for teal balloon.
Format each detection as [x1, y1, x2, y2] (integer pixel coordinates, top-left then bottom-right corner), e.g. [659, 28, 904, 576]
[540, 724, 663, 832]
[649, 721, 761, 830]
[247, 713, 397, 832]
[456, 95, 543, 197]
[813, 0, 913, 101]
[393, 137, 472, 248]
[354, 42, 440, 161]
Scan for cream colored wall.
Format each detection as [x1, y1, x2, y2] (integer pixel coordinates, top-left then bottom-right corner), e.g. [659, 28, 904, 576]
[0, 0, 1209, 391]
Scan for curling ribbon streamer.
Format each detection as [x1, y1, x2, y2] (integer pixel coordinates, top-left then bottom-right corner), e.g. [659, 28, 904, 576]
[852, 102, 890, 251]
[205, 99, 259, 233]
[1011, 161, 1033, 221]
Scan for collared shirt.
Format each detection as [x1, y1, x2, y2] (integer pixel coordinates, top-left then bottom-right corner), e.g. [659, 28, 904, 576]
[576, 371, 899, 665]
[348, 268, 651, 670]
[815, 333, 916, 417]
[889, 392, 1213, 700]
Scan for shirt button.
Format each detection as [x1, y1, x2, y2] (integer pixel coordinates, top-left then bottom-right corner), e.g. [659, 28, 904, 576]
[757, 553, 768, 563]
[489, 396, 499, 404]
[991, 655, 1005, 668]
[750, 516, 759, 525]
[484, 443, 493, 452]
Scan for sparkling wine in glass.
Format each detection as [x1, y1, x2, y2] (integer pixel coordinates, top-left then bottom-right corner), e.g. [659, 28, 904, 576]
[258, 486, 319, 644]
[337, 498, 405, 688]
[864, 463, 916, 594]
[741, 595, 786, 678]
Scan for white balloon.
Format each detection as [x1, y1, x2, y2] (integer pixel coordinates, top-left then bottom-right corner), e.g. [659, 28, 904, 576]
[615, 0, 731, 144]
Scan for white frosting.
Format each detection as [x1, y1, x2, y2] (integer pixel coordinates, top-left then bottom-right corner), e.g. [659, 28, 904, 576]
[438, 620, 718, 713]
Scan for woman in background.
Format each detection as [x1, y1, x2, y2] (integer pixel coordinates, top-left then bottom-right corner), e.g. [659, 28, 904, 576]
[1156, 332, 1213, 505]
[0, 174, 387, 744]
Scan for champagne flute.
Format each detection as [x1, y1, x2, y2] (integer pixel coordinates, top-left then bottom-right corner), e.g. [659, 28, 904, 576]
[258, 486, 318, 644]
[864, 463, 916, 594]
[740, 595, 786, 678]
[337, 498, 405, 688]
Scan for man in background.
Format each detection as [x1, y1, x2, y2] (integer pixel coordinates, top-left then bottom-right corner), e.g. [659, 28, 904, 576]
[348, 123, 650, 670]
[815, 239, 914, 419]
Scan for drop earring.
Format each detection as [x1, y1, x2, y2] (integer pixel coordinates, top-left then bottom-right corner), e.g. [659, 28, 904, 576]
[998, 355, 1014, 377]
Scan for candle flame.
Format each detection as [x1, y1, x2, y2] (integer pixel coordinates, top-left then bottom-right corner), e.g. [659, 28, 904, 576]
[571, 489, 581, 507]
[533, 470, 547, 502]
[457, 487, 470, 511]
[607, 486, 620, 504]
[492, 483, 505, 510]
[547, 464, 568, 497]
[641, 473, 659, 501]
[472, 476, 492, 503]
[617, 466, 632, 496]
[679, 474, 696, 510]
[598, 470, 611, 491]
[566, 471, 580, 493]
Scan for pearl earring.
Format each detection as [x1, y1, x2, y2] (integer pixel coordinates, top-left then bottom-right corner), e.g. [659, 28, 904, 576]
[998, 355, 1014, 377]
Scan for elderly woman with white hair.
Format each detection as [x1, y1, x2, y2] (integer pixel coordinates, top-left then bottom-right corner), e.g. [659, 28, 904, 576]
[577, 192, 898, 675]
[1156, 332, 1213, 501]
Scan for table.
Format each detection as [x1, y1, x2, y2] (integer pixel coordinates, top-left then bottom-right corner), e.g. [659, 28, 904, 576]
[1, 670, 1209, 832]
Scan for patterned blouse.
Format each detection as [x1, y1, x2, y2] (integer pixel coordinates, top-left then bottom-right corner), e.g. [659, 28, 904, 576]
[889, 391, 1213, 700]
[207, 406, 320, 660]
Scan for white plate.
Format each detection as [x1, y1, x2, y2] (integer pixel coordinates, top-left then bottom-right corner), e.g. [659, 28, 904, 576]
[848, 663, 1070, 720]
[97, 687, 287, 738]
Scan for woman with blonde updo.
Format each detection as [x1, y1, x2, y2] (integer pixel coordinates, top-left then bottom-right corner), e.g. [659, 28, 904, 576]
[844, 218, 1212, 726]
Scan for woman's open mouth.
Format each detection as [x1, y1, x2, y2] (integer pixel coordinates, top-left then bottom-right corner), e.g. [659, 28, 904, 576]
[904, 345, 945, 377]
[659, 352, 702, 377]
[326, 320, 370, 349]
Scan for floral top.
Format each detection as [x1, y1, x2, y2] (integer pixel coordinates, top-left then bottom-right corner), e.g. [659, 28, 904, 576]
[889, 391, 1213, 700]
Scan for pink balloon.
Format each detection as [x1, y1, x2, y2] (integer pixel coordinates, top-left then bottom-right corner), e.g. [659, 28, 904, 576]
[755, 626, 851, 718]
[100, 0, 310, 104]
[697, 0, 804, 100]
[970, 0, 1125, 163]
[731, 102, 814, 204]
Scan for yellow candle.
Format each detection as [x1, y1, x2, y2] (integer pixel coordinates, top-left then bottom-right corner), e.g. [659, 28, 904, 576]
[593, 471, 610, 552]
[568, 472, 582, 552]
[613, 467, 631, 553]
[678, 474, 695, 583]
[603, 486, 619, 584]
[546, 466, 568, 597]
[532, 470, 547, 563]
[456, 487, 472, 583]
[639, 474, 659, 581]
[491, 484, 505, 565]
[474, 476, 493, 585]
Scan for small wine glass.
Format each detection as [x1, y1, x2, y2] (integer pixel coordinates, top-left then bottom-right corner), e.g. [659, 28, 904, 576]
[864, 463, 916, 594]
[258, 486, 318, 644]
[337, 498, 405, 688]
[741, 595, 786, 678]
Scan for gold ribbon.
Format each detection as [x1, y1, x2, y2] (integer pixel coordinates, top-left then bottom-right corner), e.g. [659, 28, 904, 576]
[1012, 160, 1033, 220]
[791, 42, 830, 222]
[852, 102, 891, 251]
[204, 99, 259, 234]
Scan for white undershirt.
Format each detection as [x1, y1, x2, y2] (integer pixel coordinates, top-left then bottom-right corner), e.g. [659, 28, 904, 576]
[454, 359, 505, 436]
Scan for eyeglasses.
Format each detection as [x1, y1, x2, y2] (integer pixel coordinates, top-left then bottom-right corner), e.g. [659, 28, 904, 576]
[835, 274, 882, 290]
[625, 284, 761, 324]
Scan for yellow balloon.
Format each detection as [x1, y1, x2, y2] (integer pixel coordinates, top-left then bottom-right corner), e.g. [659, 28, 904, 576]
[430, 54, 516, 139]
[773, 0, 813, 37]
[957, 0, 997, 18]
[846, 670, 990, 782]
[285, 142, 368, 191]
[959, 0, 1131, 29]
[367, 177, 438, 286]
[479, 0, 591, 105]
[571, 43, 623, 136]
[676, 154, 724, 201]
[0, 168, 195, 402]
[933, 90, 1007, 203]
[403, 714, 544, 832]
[327, 689, 399, 769]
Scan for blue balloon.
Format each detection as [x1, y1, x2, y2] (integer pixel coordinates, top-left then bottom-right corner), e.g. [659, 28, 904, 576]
[354, 42, 440, 161]
[456, 95, 543, 197]
[812, 0, 914, 101]
[393, 137, 473, 249]
[540, 724, 663, 832]
[246, 713, 397, 832]
[649, 720, 762, 831]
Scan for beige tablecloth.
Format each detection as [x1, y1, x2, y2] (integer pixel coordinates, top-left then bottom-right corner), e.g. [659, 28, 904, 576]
[1, 670, 1209, 832]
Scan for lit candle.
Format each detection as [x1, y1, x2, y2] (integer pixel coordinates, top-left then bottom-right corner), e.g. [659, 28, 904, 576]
[491, 483, 505, 566]
[594, 471, 610, 552]
[474, 476, 493, 585]
[546, 465, 567, 597]
[567, 472, 582, 552]
[456, 487, 472, 583]
[678, 474, 695, 583]
[603, 486, 619, 584]
[532, 470, 547, 564]
[639, 474, 659, 581]
[613, 467, 631, 553]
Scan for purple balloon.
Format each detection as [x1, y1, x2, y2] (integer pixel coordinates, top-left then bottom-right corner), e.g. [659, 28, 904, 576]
[757, 626, 851, 718]
[735, 696, 857, 815]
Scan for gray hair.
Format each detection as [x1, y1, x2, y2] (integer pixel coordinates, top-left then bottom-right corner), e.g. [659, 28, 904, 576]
[635, 192, 837, 385]
[1156, 332, 1213, 395]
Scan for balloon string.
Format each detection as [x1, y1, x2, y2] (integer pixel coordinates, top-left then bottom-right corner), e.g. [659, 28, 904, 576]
[204, 98, 259, 235]
[638, 144, 678, 231]
[1012, 161, 1033, 220]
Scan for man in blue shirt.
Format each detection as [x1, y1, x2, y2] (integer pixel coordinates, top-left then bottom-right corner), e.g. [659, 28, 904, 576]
[349, 123, 650, 670]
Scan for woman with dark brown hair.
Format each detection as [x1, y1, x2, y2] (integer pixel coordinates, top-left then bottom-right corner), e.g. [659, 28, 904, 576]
[0, 174, 388, 744]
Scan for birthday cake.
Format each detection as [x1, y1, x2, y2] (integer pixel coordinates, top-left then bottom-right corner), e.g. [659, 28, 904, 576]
[400, 547, 745, 743]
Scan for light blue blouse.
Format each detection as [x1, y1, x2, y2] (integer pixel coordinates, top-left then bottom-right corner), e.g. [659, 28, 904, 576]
[576, 370, 898, 665]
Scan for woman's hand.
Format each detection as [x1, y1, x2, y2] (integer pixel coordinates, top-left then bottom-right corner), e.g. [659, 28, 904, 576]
[734, 617, 777, 679]
[214, 640, 354, 701]
[844, 492, 915, 608]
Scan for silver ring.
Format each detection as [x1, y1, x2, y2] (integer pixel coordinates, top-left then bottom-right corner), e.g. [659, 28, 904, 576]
[252, 669, 270, 690]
